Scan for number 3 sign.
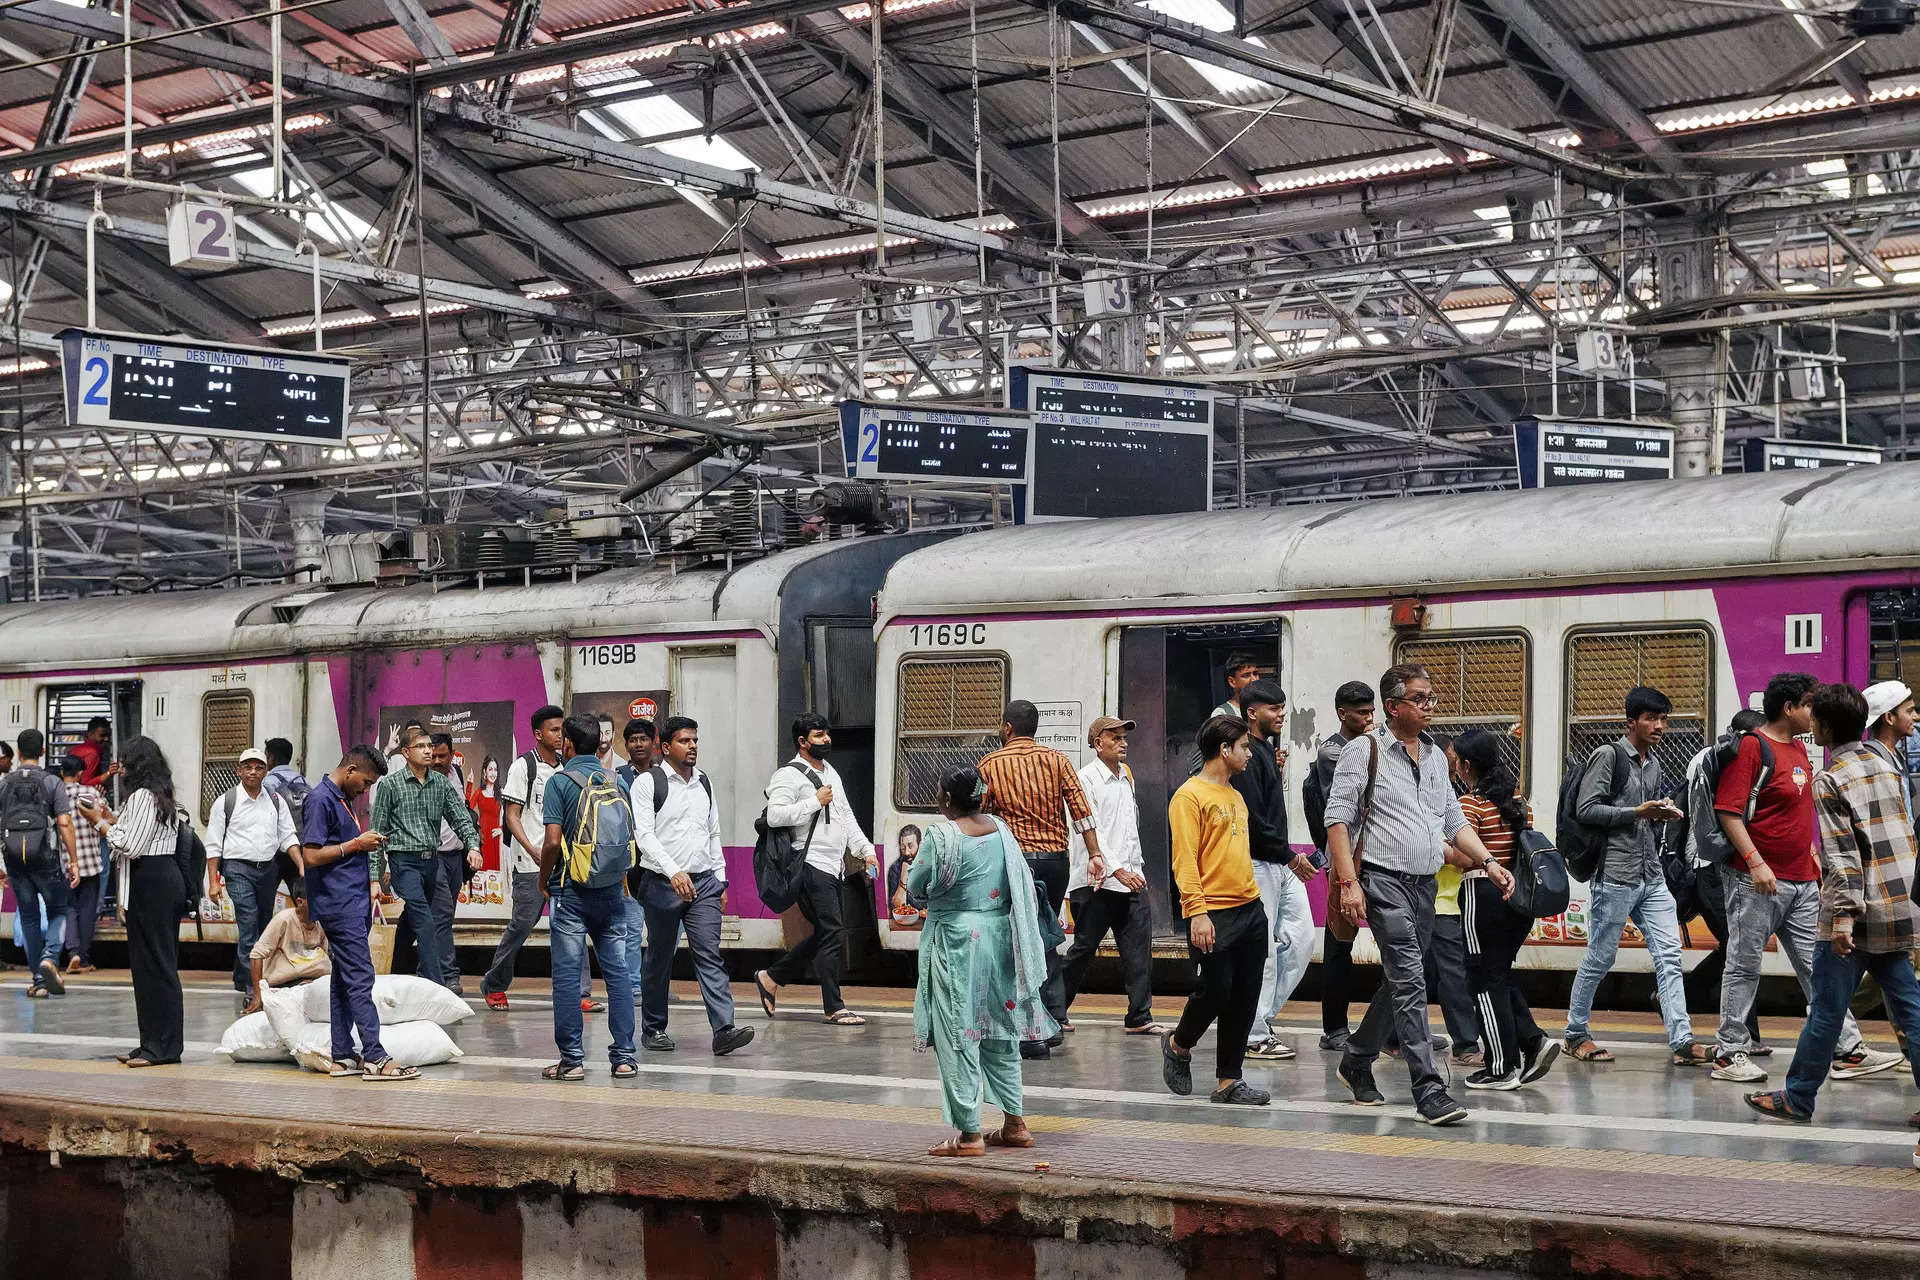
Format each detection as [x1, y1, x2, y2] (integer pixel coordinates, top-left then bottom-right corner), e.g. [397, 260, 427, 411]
[166, 199, 237, 268]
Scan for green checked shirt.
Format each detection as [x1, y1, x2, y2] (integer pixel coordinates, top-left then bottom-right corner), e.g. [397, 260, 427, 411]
[370, 766, 479, 877]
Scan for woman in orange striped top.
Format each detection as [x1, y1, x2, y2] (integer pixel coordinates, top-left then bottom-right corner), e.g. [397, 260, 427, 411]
[1454, 729, 1559, 1093]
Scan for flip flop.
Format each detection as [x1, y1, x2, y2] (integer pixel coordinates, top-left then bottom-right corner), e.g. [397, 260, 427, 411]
[1566, 1037, 1614, 1063]
[825, 1009, 867, 1026]
[1744, 1090, 1811, 1124]
[611, 1062, 638, 1079]
[1125, 1022, 1170, 1035]
[927, 1137, 986, 1157]
[754, 971, 777, 1018]
[985, 1129, 1034, 1149]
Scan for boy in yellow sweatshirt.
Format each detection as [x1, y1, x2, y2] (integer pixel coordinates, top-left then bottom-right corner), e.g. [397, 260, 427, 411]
[1163, 714, 1270, 1105]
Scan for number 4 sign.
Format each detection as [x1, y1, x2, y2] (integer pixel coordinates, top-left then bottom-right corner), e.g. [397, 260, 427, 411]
[166, 199, 237, 268]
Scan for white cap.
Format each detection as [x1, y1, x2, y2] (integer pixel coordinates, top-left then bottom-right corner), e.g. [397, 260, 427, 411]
[1864, 680, 1914, 726]
[238, 746, 269, 767]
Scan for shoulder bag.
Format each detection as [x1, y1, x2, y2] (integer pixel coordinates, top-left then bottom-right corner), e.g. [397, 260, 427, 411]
[1327, 735, 1379, 944]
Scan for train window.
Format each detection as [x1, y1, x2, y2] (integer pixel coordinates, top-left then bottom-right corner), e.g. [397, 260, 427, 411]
[894, 655, 1008, 811]
[1394, 632, 1529, 785]
[1869, 589, 1920, 686]
[199, 691, 255, 822]
[1565, 626, 1713, 785]
[811, 621, 877, 730]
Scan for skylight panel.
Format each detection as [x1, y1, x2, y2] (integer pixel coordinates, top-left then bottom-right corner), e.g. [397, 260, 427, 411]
[228, 167, 378, 246]
[586, 82, 757, 171]
[1135, 0, 1271, 95]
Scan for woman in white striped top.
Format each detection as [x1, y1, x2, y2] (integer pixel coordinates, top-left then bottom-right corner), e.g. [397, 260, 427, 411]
[77, 738, 187, 1067]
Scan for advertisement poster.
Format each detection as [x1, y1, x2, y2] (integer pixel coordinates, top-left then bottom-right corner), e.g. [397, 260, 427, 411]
[569, 689, 671, 769]
[883, 817, 927, 933]
[376, 699, 517, 919]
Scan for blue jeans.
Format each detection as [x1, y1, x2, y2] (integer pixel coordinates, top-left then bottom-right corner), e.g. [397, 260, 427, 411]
[1785, 942, 1920, 1115]
[387, 853, 445, 990]
[550, 883, 637, 1067]
[6, 852, 69, 976]
[580, 895, 648, 1002]
[1248, 860, 1316, 1044]
[309, 899, 386, 1064]
[1565, 876, 1696, 1051]
[222, 858, 280, 993]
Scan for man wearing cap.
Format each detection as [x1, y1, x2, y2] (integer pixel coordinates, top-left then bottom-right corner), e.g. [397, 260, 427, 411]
[206, 746, 304, 999]
[1060, 716, 1163, 1035]
[1865, 681, 1918, 822]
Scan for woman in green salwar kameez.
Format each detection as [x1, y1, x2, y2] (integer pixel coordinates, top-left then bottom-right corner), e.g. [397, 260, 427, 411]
[910, 767, 1058, 1157]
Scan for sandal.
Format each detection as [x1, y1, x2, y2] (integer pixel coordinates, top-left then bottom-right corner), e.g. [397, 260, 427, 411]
[825, 1009, 867, 1026]
[927, 1135, 986, 1157]
[1743, 1090, 1811, 1124]
[1058, 1020, 1075, 1033]
[1672, 1042, 1715, 1067]
[328, 1058, 363, 1078]
[26, 987, 46, 999]
[611, 1062, 638, 1079]
[362, 1058, 421, 1082]
[985, 1128, 1034, 1149]
[542, 1062, 586, 1082]
[1566, 1037, 1614, 1063]
[754, 970, 778, 1018]
[1125, 1022, 1170, 1035]
[125, 1057, 178, 1068]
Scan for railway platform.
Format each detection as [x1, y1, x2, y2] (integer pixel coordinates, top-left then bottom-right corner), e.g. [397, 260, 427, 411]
[0, 970, 1915, 1279]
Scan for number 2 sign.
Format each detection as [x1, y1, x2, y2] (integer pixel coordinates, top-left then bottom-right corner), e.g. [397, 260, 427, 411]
[166, 199, 237, 268]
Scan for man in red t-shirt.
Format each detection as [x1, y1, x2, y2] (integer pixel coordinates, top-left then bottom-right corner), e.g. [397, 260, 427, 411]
[69, 718, 119, 788]
[1709, 673, 1902, 1084]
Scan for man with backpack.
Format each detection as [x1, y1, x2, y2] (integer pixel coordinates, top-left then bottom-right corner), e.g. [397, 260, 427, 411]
[0, 730, 79, 998]
[753, 712, 877, 1026]
[205, 746, 303, 998]
[1308, 680, 1376, 1052]
[1710, 672, 1903, 1084]
[484, 705, 568, 1012]
[631, 716, 753, 1057]
[1560, 686, 1713, 1068]
[538, 713, 640, 1081]
[1669, 710, 1767, 1050]
[1231, 681, 1315, 1061]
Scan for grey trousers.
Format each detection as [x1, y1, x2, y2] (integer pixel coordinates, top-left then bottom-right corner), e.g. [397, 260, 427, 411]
[1716, 870, 1863, 1056]
[482, 869, 544, 996]
[1345, 868, 1448, 1107]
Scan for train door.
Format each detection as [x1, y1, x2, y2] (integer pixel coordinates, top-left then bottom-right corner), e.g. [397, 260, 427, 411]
[1116, 622, 1283, 935]
[670, 647, 740, 842]
[1861, 587, 1920, 686]
[808, 619, 878, 830]
[45, 680, 143, 799]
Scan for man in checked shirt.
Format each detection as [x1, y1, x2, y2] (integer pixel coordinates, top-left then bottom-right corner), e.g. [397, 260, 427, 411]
[979, 700, 1104, 1060]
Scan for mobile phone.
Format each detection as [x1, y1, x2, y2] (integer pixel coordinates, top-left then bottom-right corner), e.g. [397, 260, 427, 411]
[1308, 848, 1331, 873]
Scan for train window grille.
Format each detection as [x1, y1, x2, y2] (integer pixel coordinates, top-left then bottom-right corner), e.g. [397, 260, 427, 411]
[1565, 627, 1713, 787]
[1869, 589, 1920, 687]
[1393, 632, 1529, 786]
[45, 685, 114, 762]
[894, 656, 1007, 811]
[199, 692, 255, 823]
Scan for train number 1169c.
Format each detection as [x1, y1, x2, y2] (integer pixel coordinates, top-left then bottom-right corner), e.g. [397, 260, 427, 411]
[908, 623, 987, 647]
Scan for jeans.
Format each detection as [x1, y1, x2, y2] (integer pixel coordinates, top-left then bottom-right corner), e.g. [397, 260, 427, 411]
[1688, 859, 1762, 1042]
[435, 850, 468, 989]
[1248, 861, 1316, 1043]
[767, 864, 849, 1014]
[1026, 854, 1070, 1024]
[1171, 899, 1267, 1083]
[482, 870, 544, 996]
[549, 883, 637, 1067]
[1462, 876, 1545, 1076]
[222, 858, 281, 993]
[386, 853, 446, 990]
[1346, 869, 1446, 1106]
[1717, 871, 1863, 1056]
[1784, 942, 1920, 1115]
[1565, 876, 1695, 1051]
[6, 852, 69, 975]
[1061, 887, 1156, 1027]
[65, 871, 103, 966]
[578, 894, 647, 1001]
[311, 897, 386, 1065]
[637, 870, 734, 1037]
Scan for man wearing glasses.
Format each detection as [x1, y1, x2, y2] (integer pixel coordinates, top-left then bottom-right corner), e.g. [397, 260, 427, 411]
[1324, 664, 1514, 1126]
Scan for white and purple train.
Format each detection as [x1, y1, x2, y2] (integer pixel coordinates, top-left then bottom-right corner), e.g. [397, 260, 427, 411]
[0, 463, 1910, 973]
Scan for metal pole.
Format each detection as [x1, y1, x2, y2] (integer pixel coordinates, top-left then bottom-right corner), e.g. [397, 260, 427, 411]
[10, 218, 26, 602]
[871, 0, 885, 273]
[412, 78, 433, 521]
[297, 238, 323, 351]
[121, 0, 132, 179]
[85, 197, 111, 329]
[271, 0, 285, 201]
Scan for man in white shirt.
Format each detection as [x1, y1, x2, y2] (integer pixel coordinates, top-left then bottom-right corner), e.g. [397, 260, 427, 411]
[482, 706, 566, 1012]
[1061, 717, 1162, 1034]
[206, 746, 302, 998]
[631, 716, 753, 1057]
[753, 713, 878, 1026]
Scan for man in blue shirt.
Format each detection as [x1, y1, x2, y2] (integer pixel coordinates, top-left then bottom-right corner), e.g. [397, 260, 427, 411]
[301, 745, 418, 1082]
[540, 714, 638, 1080]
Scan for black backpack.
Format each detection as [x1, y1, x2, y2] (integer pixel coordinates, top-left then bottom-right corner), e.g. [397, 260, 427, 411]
[1556, 742, 1631, 882]
[752, 764, 823, 914]
[1303, 751, 1331, 851]
[1508, 827, 1572, 920]
[0, 768, 55, 871]
[172, 810, 206, 917]
[647, 765, 713, 813]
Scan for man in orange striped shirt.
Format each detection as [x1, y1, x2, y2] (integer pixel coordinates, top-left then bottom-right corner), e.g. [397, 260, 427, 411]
[980, 700, 1103, 1058]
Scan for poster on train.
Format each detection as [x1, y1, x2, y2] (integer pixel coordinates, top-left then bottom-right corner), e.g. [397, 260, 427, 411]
[883, 817, 928, 933]
[376, 699, 516, 920]
[569, 689, 671, 768]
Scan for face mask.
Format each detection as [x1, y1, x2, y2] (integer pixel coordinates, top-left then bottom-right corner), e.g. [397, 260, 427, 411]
[809, 742, 833, 761]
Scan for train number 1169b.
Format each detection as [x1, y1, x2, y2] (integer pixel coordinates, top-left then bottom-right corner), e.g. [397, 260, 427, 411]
[908, 624, 987, 647]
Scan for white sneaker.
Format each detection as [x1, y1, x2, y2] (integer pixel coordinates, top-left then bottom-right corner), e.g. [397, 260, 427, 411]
[1245, 1036, 1296, 1060]
[1832, 1046, 1906, 1080]
[1712, 1051, 1767, 1083]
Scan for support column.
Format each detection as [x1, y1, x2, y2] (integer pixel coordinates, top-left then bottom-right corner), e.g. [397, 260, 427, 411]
[0, 518, 19, 604]
[1654, 222, 1725, 479]
[284, 489, 330, 582]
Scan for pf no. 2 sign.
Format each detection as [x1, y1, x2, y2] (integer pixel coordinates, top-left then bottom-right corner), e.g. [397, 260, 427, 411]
[166, 199, 237, 269]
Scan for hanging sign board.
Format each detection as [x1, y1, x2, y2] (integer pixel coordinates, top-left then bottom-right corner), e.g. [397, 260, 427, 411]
[836, 400, 1031, 484]
[1513, 416, 1675, 488]
[1006, 366, 1214, 522]
[1741, 439, 1881, 473]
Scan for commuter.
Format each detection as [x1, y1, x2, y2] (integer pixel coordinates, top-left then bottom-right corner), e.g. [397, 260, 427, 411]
[428, 733, 480, 993]
[371, 726, 479, 993]
[483, 706, 567, 1011]
[1671, 710, 1768, 1051]
[754, 712, 878, 1025]
[1745, 683, 1920, 1124]
[240, 884, 330, 1013]
[1312, 681, 1376, 1052]
[538, 713, 638, 1081]
[1863, 681, 1917, 819]
[58, 755, 106, 976]
[1562, 686, 1711, 1067]
[84, 738, 187, 1067]
[632, 716, 753, 1056]
[1161, 714, 1270, 1106]
[70, 717, 119, 788]
[1060, 716, 1162, 1035]
[1425, 739, 1483, 1065]
[0, 729, 79, 997]
[618, 718, 658, 791]
[978, 699, 1101, 1056]
[0, 741, 14, 775]
[1229, 682, 1314, 1061]
[1327, 664, 1513, 1126]
[205, 746, 303, 998]
[262, 738, 312, 895]
[1712, 673, 1902, 1083]
[298, 745, 416, 1081]
[913, 766, 1053, 1156]
[1453, 730, 1557, 1090]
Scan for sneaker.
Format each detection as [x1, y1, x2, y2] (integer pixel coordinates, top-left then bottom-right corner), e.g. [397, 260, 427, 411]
[1463, 1068, 1521, 1092]
[485, 992, 509, 1011]
[712, 1025, 755, 1057]
[1417, 1092, 1470, 1125]
[1210, 1079, 1270, 1106]
[1832, 1046, 1905, 1080]
[1318, 1030, 1351, 1053]
[642, 1031, 676, 1052]
[1245, 1036, 1296, 1060]
[1337, 1057, 1385, 1106]
[1432, 1033, 1452, 1052]
[1519, 1041, 1561, 1085]
[581, 997, 605, 1013]
[37, 959, 63, 996]
[1162, 1032, 1193, 1097]
[1712, 1051, 1767, 1083]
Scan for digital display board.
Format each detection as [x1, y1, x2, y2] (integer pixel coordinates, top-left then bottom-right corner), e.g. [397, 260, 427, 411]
[837, 401, 1031, 484]
[1513, 417, 1674, 488]
[1008, 366, 1214, 522]
[1742, 439, 1882, 473]
[59, 328, 351, 445]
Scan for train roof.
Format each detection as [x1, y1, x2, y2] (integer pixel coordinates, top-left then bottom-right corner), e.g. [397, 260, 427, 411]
[877, 462, 1917, 616]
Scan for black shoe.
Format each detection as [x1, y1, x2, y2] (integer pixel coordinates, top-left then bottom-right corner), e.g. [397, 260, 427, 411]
[642, 1031, 676, 1052]
[1210, 1079, 1270, 1105]
[1337, 1057, 1385, 1106]
[1318, 1029, 1350, 1053]
[1162, 1031, 1193, 1097]
[1519, 1040, 1562, 1085]
[1046, 1033, 1064, 1048]
[38, 960, 63, 996]
[1418, 1092, 1469, 1125]
[1020, 1041, 1049, 1061]
[712, 1025, 754, 1057]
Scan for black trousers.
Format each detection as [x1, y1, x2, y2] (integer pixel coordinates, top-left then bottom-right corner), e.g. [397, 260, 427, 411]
[1026, 854, 1070, 1023]
[766, 864, 848, 1014]
[1321, 921, 1355, 1034]
[126, 857, 185, 1063]
[1461, 877, 1545, 1077]
[1172, 899, 1268, 1083]
[1061, 887, 1155, 1028]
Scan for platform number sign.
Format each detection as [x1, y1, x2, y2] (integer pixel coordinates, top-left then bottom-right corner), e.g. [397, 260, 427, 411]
[1083, 271, 1131, 317]
[910, 295, 966, 343]
[166, 199, 237, 268]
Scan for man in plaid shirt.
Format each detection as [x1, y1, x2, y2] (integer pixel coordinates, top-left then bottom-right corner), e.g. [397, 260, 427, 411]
[58, 755, 107, 974]
[1746, 682, 1920, 1126]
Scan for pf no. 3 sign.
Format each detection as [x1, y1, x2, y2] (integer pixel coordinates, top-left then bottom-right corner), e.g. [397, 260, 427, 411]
[166, 199, 237, 268]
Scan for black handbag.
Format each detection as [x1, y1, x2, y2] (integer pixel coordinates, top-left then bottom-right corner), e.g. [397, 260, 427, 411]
[1507, 827, 1571, 920]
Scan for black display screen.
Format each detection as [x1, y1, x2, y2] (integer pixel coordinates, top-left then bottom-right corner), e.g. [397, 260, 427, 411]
[107, 353, 349, 443]
[1034, 384, 1208, 425]
[1539, 426, 1672, 486]
[870, 415, 1029, 480]
[1029, 421, 1212, 518]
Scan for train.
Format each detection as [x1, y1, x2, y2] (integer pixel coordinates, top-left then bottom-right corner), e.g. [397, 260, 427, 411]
[3, 461, 1914, 976]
